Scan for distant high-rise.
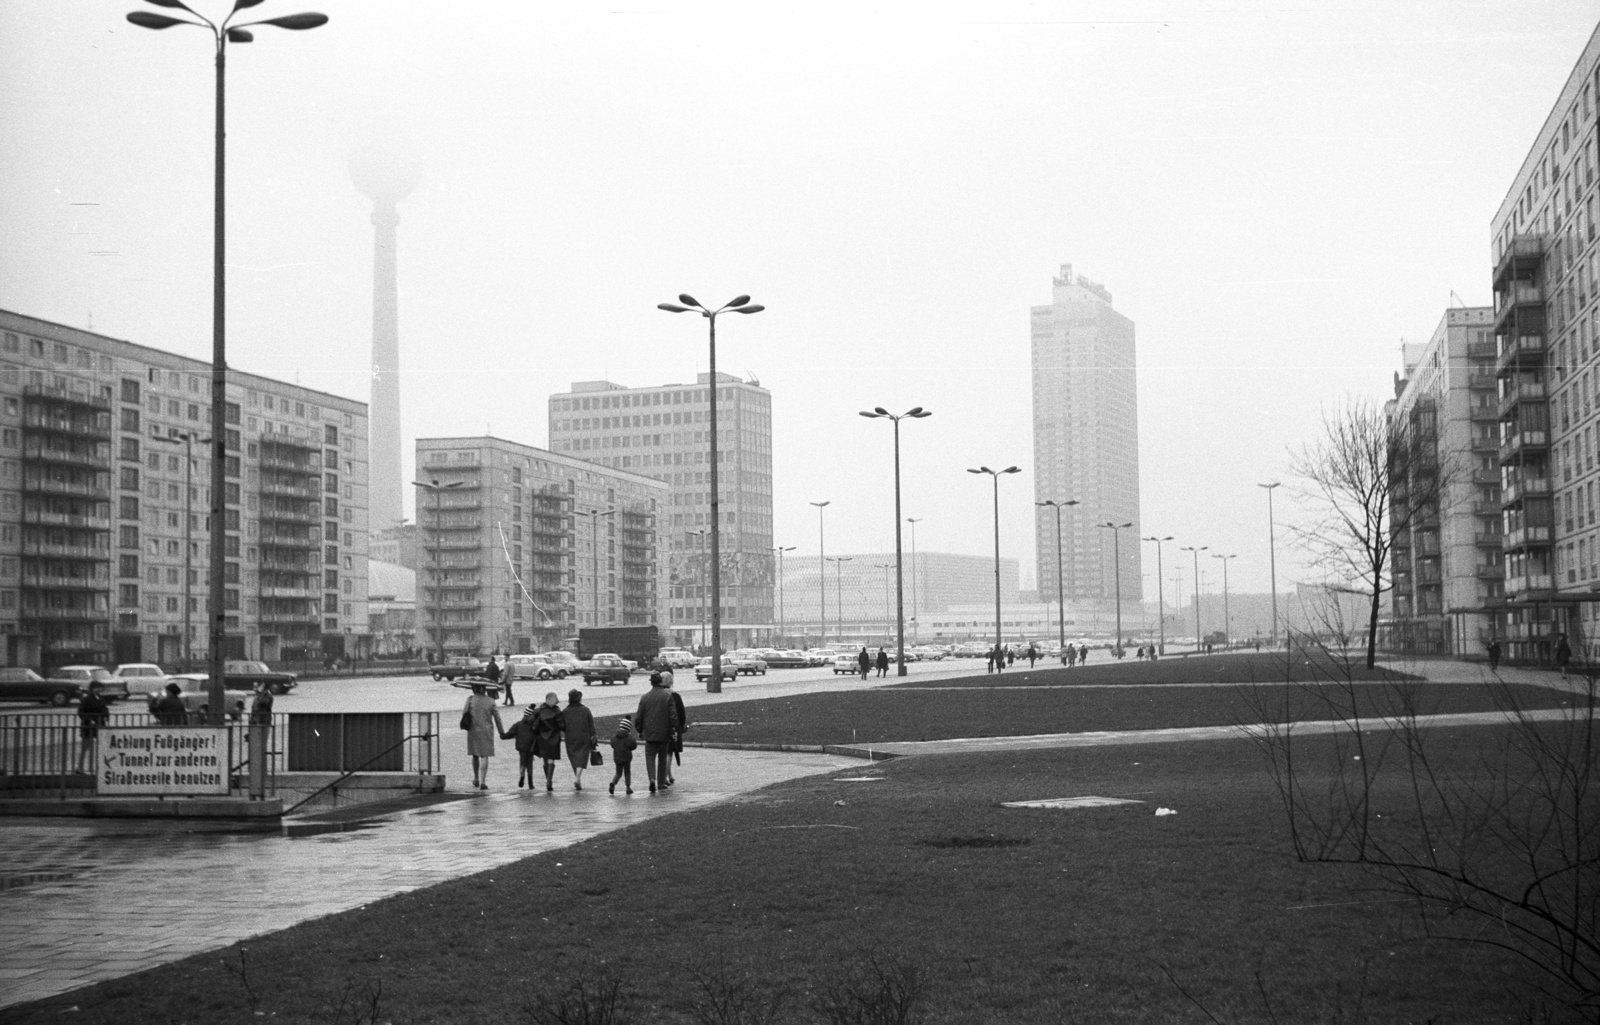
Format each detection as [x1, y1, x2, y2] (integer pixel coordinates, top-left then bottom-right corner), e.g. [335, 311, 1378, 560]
[349, 154, 420, 536]
[1031, 264, 1142, 606]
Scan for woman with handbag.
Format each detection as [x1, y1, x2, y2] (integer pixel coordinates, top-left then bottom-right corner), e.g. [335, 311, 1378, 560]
[530, 692, 566, 792]
[461, 683, 504, 791]
[562, 688, 597, 791]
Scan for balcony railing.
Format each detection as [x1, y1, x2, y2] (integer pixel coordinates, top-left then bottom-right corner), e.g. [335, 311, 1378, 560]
[22, 385, 111, 411]
[20, 509, 111, 531]
[20, 606, 108, 622]
[20, 541, 110, 561]
[21, 475, 109, 499]
[1500, 430, 1550, 461]
[1475, 532, 1504, 547]
[20, 574, 108, 591]
[21, 443, 110, 469]
[21, 413, 112, 441]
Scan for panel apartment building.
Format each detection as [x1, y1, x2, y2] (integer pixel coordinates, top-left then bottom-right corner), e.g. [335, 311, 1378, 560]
[1490, 24, 1600, 662]
[1030, 264, 1143, 611]
[1384, 307, 1502, 656]
[414, 437, 668, 655]
[547, 374, 774, 649]
[0, 309, 369, 671]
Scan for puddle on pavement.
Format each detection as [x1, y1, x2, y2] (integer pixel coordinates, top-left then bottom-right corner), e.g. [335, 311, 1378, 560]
[1002, 796, 1144, 809]
[282, 818, 391, 839]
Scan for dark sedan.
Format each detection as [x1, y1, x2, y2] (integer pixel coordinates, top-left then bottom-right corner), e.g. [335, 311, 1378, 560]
[223, 660, 298, 694]
[0, 668, 82, 707]
[581, 656, 632, 686]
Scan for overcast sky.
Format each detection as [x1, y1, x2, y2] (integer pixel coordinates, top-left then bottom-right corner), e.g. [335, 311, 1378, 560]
[3, 0, 1596, 599]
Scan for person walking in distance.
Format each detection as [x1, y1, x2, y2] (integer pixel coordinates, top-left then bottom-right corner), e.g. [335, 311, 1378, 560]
[608, 717, 637, 795]
[75, 679, 110, 774]
[875, 647, 890, 678]
[986, 647, 997, 674]
[857, 646, 871, 681]
[1078, 642, 1089, 665]
[484, 655, 510, 707]
[462, 683, 504, 791]
[1487, 638, 1502, 672]
[530, 692, 566, 792]
[633, 672, 680, 794]
[1026, 643, 1038, 668]
[1555, 634, 1573, 678]
[562, 689, 596, 791]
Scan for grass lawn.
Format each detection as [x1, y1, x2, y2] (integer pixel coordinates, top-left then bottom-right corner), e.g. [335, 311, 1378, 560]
[21, 728, 1548, 1024]
[621, 680, 1569, 749]
[904, 650, 1423, 688]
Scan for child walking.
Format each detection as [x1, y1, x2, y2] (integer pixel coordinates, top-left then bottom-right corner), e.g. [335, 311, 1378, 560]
[608, 717, 638, 795]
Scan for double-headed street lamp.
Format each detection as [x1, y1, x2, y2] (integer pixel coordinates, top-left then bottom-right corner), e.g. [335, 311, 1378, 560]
[771, 545, 796, 645]
[967, 466, 1021, 655]
[153, 432, 209, 670]
[860, 406, 931, 676]
[659, 294, 763, 692]
[128, 0, 328, 724]
[1259, 482, 1282, 644]
[1099, 521, 1133, 651]
[810, 501, 830, 646]
[414, 479, 464, 664]
[1212, 553, 1236, 647]
[1037, 499, 1079, 657]
[1142, 535, 1173, 656]
[1181, 544, 1209, 652]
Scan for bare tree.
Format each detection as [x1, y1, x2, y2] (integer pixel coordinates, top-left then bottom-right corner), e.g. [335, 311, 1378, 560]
[1290, 396, 1450, 669]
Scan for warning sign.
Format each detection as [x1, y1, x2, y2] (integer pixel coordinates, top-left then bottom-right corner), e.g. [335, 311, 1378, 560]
[98, 728, 229, 796]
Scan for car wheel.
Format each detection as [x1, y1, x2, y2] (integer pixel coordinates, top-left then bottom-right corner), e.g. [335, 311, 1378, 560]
[432, 672, 443, 682]
[49, 690, 71, 707]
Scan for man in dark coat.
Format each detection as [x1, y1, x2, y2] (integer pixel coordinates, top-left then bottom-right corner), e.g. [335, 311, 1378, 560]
[857, 647, 871, 680]
[633, 672, 680, 793]
[1555, 634, 1573, 678]
[152, 682, 188, 726]
[1487, 638, 1502, 671]
[874, 648, 889, 678]
[75, 680, 111, 773]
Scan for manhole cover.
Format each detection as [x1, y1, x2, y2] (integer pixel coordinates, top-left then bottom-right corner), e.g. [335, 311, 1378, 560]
[1003, 797, 1144, 810]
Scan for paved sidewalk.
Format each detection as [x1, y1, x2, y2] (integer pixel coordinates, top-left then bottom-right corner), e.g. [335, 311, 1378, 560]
[0, 747, 856, 1010]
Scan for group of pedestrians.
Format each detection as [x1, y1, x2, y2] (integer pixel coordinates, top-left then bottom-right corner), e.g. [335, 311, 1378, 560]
[459, 670, 688, 795]
[854, 647, 891, 679]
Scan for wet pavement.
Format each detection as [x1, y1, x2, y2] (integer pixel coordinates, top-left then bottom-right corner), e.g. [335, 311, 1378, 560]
[0, 747, 857, 1009]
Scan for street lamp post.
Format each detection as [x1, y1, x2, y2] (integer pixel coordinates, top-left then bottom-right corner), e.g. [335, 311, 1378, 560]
[1259, 482, 1282, 645]
[826, 556, 853, 646]
[1099, 521, 1133, 651]
[128, 0, 328, 724]
[906, 517, 922, 643]
[967, 466, 1021, 654]
[810, 501, 830, 647]
[771, 545, 795, 645]
[659, 294, 764, 692]
[1212, 553, 1236, 648]
[859, 406, 931, 676]
[1181, 545, 1209, 652]
[874, 562, 894, 646]
[580, 508, 616, 634]
[1038, 499, 1080, 658]
[153, 432, 209, 670]
[413, 479, 464, 664]
[1142, 535, 1173, 656]
[688, 528, 709, 654]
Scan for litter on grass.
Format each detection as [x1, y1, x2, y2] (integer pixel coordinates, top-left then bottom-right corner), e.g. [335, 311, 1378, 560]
[1002, 796, 1144, 810]
[1155, 807, 1178, 816]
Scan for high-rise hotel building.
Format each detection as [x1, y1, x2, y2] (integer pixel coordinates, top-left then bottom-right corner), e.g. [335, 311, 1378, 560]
[414, 437, 667, 655]
[1030, 265, 1142, 608]
[1490, 25, 1600, 662]
[547, 374, 774, 648]
[0, 309, 369, 671]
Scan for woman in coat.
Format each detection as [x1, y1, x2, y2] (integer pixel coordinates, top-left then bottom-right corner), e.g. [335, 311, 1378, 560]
[462, 683, 505, 791]
[529, 691, 566, 792]
[563, 688, 597, 790]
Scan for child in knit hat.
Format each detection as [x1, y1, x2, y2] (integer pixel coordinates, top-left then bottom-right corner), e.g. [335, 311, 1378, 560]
[609, 717, 638, 795]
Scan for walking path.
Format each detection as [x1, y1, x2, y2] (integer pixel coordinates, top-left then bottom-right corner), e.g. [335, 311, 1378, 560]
[0, 748, 856, 1010]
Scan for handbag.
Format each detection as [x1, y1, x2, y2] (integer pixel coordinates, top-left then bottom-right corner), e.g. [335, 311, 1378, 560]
[459, 710, 472, 731]
[590, 749, 604, 767]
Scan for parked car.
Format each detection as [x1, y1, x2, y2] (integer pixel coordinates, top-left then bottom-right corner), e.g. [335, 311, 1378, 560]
[656, 648, 698, 669]
[727, 650, 768, 676]
[591, 653, 639, 673]
[763, 650, 810, 669]
[807, 648, 839, 667]
[542, 651, 585, 673]
[152, 673, 255, 719]
[429, 656, 490, 682]
[694, 657, 739, 684]
[0, 667, 82, 706]
[831, 654, 860, 675]
[223, 660, 297, 694]
[113, 663, 170, 693]
[581, 655, 632, 686]
[51, 665, 129, 702]
[505, 654, 568, 680]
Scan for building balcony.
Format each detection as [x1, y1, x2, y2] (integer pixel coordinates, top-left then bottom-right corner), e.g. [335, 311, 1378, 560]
[21, 509, 112, 531]
[435, 497, 483, 511]
[431, 536, 481, 550]
[259, 556, 316, 572]
[20, 573, 108, 591]
[259, 534, 318, 550]
[430, 519, 482, 532]
[20, 541, 110, 561]
[1467, 339, 1498, 360]
[1505, 526, 1552, 550]
[438, 601, 483, 612]
[258, 507, 319, 525]
[1475, 532, 1504, 548]
[1470, 435, 1500, 454]
[1500, 430, 1550, 463]
[260, 612, 322, 625]
[1472, 500, 1503, 517]
[1495, 280, 1544, 312]
[433, 558, 481, 570]
[21, 442, 110, 470]
[21, 474, 109, 499]
[1498, 381, 1547, 417]
[1502, 478, 1552, 504]
[259, 480, 319, 499]
[260, 586, 320, 599]
[22, 385, 111, 413]
[20, 606, 107, 622]
[1495, 334, 1548, 371]
[21, 412, 112, 441]
[434, 579, 481, 591]
[1493, 236, 1545, 288]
